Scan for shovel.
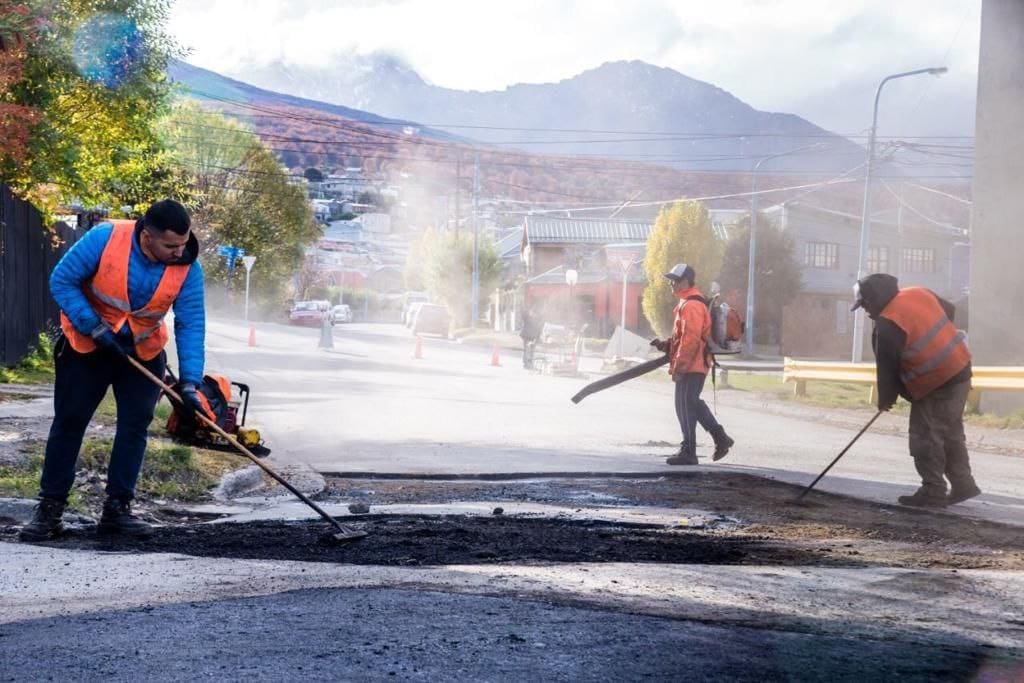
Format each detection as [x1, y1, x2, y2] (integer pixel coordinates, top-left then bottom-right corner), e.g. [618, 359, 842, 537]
[127, 356, 367, 543]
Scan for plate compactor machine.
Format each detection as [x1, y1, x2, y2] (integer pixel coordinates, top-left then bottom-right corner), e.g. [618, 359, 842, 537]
[164, 372, 270, 457]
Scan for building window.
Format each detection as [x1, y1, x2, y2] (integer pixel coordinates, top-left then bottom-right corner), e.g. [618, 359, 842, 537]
[804, 242, 839, 269]
[866, 246, 889, 273]
[902, 247, 936, 273]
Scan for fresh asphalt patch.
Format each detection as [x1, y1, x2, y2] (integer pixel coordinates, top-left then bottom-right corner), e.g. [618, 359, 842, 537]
[3, 472, 1022, 570]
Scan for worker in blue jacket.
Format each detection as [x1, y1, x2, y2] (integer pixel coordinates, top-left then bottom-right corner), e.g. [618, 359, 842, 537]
[20, 200, 206, 542]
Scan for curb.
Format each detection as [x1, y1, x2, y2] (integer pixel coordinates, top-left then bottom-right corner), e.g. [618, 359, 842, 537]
[213, 461, 328, 501]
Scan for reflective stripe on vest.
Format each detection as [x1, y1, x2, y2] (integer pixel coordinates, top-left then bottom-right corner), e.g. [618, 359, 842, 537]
[59, 223, 190, 360]
[879, 287, 970, 400]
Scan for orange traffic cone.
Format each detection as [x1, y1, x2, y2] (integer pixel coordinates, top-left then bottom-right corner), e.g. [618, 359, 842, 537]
[414, 336, 423, 359]
[490, 344, 501, 367]
[248, 325, 256, 347]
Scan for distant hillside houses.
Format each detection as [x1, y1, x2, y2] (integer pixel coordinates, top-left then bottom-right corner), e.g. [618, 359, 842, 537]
[304, 217, 407, 292]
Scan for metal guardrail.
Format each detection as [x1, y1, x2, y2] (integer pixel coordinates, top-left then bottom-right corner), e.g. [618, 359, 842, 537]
[782, 357, 1024, 407]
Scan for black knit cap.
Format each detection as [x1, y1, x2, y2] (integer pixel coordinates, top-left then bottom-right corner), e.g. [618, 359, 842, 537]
[142, 199, 191, 235]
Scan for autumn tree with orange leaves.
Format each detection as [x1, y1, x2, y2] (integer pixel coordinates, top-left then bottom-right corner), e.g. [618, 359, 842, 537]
[0, 1, 43, 172]
[0, 0, 190, 216]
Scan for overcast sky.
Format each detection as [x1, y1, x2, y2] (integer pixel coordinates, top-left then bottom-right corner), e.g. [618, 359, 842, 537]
[167, 0, 981, 138]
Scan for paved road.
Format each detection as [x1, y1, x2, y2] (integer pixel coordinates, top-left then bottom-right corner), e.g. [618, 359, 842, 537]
[3, 545, 1020, 681]
[196, 317, 1024, 526]
[2, 316, 1021, 680]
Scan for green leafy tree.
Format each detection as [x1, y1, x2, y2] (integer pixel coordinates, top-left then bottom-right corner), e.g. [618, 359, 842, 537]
[156, 102, 257, 194]
[422, 231, 502, 326]
[201, 145, 321, 309]
[641, 201, 722, 337]
[2, 0, 187, 214]
[718, 212, 803, 343]
[159, 105, 319, 310]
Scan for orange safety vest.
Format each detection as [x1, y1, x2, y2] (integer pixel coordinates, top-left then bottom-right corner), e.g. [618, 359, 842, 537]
[60, 221, 190, 361]
[879, 287, 971, 400]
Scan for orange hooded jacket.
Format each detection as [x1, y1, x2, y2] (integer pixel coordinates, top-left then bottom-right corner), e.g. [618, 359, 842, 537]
[668, 287, 711, 376]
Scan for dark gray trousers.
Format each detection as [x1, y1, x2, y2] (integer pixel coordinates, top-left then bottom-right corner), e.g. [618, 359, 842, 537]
[674, 373, 721, 457]
[907, 379, 975, 496]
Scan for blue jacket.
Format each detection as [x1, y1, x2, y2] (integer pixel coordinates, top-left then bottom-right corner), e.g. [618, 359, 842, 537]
[50, 222, 206, 385]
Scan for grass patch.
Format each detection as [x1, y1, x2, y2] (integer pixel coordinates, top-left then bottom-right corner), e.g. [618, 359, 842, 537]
[0, 333, 55, 384]
[0, 437, 247, 509]
[78, 438, 244, 502]
[93, 393, 174, 427]
[724, 372, 1024, 428]
[0, 453, 45, 499]
[965, 408, 1024, 430]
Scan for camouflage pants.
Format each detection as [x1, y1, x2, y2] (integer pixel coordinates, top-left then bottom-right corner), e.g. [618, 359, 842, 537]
[907, 379, 975, 496]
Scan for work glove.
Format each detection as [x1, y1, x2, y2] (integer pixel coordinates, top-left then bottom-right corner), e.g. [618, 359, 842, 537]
[179, 383, 206, 418]
[878, 399, 895, 412]
[650, 338, 669, 353]
[92, 327, 131, 358]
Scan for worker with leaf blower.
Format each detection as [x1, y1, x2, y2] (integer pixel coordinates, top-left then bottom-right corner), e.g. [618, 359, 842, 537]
[20, 200, 206, 542]
[852, 273, 979, 508]
[650, 263, 734, 465]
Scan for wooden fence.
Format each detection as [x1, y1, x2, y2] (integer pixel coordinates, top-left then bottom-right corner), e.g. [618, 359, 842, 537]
[0, 185, 79, 366]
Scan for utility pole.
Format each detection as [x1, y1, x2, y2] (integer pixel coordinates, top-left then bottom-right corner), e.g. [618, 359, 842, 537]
[454, 153, 462, 237]
[745, 143, 822, 357]
[471, 152, 480, 325]
[895, 203, 903, 278]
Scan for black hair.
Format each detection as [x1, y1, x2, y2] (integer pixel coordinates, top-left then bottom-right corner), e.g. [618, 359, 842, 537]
[142, 199, 191, 235]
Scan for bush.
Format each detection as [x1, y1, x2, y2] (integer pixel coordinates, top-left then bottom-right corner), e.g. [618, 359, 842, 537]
[0, 333, 55, 383]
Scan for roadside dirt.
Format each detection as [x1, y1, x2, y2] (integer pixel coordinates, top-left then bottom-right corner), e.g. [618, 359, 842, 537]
[4, 472, 1022, 570]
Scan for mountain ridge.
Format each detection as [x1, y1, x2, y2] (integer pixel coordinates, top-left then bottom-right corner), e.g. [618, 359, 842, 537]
[224, 55, 865, 173]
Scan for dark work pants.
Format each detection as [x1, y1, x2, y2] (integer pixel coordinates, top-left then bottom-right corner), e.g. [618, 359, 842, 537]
[907, 379, 975, 496]
[674, 372, 721, 457]
[39, 335, 166, 503]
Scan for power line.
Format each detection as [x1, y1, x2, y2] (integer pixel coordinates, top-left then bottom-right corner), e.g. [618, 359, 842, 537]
[181, 87, 975, 142]
[502, 177, 861, 216]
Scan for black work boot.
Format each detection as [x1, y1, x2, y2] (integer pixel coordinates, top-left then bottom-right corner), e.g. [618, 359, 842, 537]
[897, 489, 948, 508]
[97, 498, 153, 537]
[711, 427, 734, 462]
[947, 482, 982, 505]
[19, 498, 66, 542]
[666, 443, 698, 466]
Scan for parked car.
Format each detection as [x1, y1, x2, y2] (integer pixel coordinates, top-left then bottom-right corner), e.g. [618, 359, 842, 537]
[405, 301, 425, 329]
[289, 300, 329, 327]
[330, 304, 352, 325]
[411, 303, 451, 338]
[401, 292, 430, 325]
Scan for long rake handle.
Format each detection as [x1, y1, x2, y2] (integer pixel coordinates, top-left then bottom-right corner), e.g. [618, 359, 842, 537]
[796, 410, 884, 501]
[127, 356, 354, 534]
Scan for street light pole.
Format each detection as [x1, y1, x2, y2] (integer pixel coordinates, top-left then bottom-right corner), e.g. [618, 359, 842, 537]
[851, 66, 947, 362]
[618, 258, 638, 358]
[565, 268, 578, 329]
[242, 255, 256, 321]
[471, 152, 480, 325]
[745, 143, 823, 356]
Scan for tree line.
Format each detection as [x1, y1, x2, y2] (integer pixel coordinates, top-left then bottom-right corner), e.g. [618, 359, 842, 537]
[0, 0, 317, 311]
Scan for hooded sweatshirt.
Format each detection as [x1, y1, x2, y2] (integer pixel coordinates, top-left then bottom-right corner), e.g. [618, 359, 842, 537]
[858, 273, 970, 408]
[669, 286, 710, 376]
[49, 222, 206, 385]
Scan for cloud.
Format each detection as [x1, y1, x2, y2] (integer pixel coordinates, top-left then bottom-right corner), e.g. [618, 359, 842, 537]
[168, 0, 980, 135]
